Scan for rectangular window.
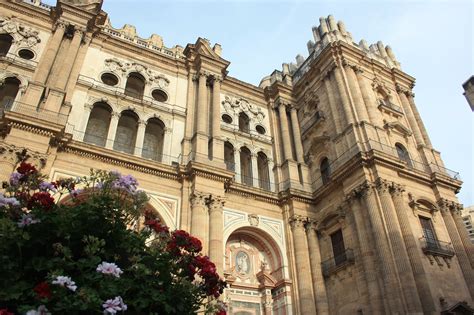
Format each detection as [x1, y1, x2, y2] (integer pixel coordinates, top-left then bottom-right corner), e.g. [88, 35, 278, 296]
[419, 216, 438, 246]
[330, 229, 346, 266]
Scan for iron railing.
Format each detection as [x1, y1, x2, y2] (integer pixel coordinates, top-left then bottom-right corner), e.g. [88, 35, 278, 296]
[321, 248, 355, 277]
[419, 236, 455, 258]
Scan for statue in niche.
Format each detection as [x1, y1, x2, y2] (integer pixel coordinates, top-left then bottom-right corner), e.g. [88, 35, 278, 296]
[236, 251, 250, 275]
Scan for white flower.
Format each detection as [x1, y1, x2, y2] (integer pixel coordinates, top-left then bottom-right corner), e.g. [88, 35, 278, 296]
[97, 262, 123, 278]
[17, 213, 41, 227]
[25, 305, 50, 315]
[52, 275, 77, 291]
[103, 296, 127, 314]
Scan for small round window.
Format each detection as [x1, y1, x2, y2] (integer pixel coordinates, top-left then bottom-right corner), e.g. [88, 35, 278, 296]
[101, 73, 119, 86]
[18, 49, 34, 60]
[256, 125, 266, 135]
[152, 89, 168, 102]
[222, 114, 232, 124]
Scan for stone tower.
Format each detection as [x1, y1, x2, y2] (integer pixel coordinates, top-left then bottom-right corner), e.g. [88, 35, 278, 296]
[0, 0, 473, 313]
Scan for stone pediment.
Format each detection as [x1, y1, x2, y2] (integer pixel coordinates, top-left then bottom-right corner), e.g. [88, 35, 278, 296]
[384, 121, 412, 137]
[195, 37, 221, 59]
[59, 0, 103, 13]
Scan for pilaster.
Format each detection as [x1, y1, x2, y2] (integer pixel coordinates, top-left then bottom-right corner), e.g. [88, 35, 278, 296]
[190, 191, 209, 255]
[208, 195, 225, 275]
[278, 102, 293, 161]
[396, 84, 424, 147]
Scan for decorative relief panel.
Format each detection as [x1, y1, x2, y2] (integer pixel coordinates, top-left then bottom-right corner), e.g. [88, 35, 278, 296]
[0, 17, 41, 47]
[104, 58, 170, 89]
[222, 95, 265, 122]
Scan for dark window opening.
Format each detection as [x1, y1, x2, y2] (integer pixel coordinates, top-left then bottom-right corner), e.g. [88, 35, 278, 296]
[238, 112, 250, 133]
[101, 73, 119, 86]
[84, 102, 112, 147]
[222, 114, 232, 124]
[142, 118, 165, 162]
[395, 143, 412, 168]
[331, 229, 346, 266]
[151, 89, 168, 102]
[0, 77, 20, 110]
[0, 34, 13, 56]
[18, 49, 34, 60]
[224, 141, 235, 171]
[256, 125, 266, 135]
[113, 110, 138, 154]
[240, 146, 253, 186]
[124, 72, 145, 99]
[257, 152, 270, 190]
[320, 157, 331, 184]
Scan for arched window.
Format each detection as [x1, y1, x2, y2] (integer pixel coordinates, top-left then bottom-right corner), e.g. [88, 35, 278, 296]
[224, 142, 235, 171]
[0, 77, 20, 110]
[320, 157, 331, 184]
[257, 152, 270, 190]
[0, 34, 13, 56]
[238, 112, 250, 133]
[113, 110, 138, 154]
[240, 147, 253, 186]
[83, 102, 112, 147]
[124, 72, 145, 99]
[395, 143, 412, 167]
[142, 118, 165, 162]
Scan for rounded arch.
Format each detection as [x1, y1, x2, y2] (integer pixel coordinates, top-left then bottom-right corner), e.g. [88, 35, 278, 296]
[320, 156, 331, 185]
[84, 102, 112, 147]
[124, 72, 146, 99]
[99, 71, 120, 87]
[240, 146, 253, 186]
[238, 111, 250, 133]
[257, 151, 270, 190]
[224, 141, 235, 171]
[0, 34, 13, 56]
[142, 117, 165, 162]
[0, 76, 21, 109]
[113, 110, 139, 154]
[395, 142, 412, 167]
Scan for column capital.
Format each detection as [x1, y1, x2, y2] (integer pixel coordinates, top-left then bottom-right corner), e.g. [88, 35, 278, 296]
[111, 111, 121, 119]
[304, 219, 318, 233]
[190, 191, 209, 209]
[212, 75, 223, 84]
[208, 195, 226, 213]
[54, 20, 68, 31]
[395, 83, 411, 96]
[389, 183, 405, 196]
[348, 180, 376, 200]
[138, 119, 147, 126]
[375, 178, 392, 194]
[437, 198, 463, 215]
[198, 70, 211, 78]
[289, 215, 308, 230]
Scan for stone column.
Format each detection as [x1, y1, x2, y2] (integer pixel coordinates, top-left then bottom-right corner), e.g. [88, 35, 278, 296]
[134, 120, 147, 157]
[376, 179, 423, 313]
[234, 148, 241, 183]
[79, 104, 93, 141]
[191, 192, 209, 255]
[362, 182, 405, 313]
[348, 192, 385, 314]
[333, 65, 354, 125]
[193, 71, 209, 161]
[211, 76, 224, 162]
[33, 21, 67, 84]
[397, 85, 424, 146]
[289, 216, 317, 315]
[106, 112, 120, 150]
[438, 199, 474, 298]
[182, 72, 196, 157]
[391, 185, 437, 313]
[208, 196, 225, 275]
[54, 28, 83, 90]
[323, 73, 342, 133]
[407, 93, 432, 147]
[306, 221, 329, 315]
[251, 153, 259, 188]
[344, 64, 370, 122]
[290, 106, 304, 163]
[278, 103, 293, 161]
[451, 205, 474, 267]
[196, 72, 208, 134]
[355, 67, 381, 126]
[268, 159, 275, 192]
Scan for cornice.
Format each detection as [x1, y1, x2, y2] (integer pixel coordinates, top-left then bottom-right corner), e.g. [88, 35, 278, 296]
[64, 140, 180, 181]
[1, 1, 53, 27]
[225, 182, 280, 205]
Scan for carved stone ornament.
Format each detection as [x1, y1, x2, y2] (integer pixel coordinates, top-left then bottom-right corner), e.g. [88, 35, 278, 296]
[248, 214, 259, 227]
[208, 195, 225, 213]
[104, 58, 170, 88]
[190, 192, 208, 210]
[222, 95, 265, 122]
[0, 142, 47, 170]
[59, 0, 103, 13]
[288, 215, 307, 230]
[0, 17, 41, 47]
[437, 198, 463, 215]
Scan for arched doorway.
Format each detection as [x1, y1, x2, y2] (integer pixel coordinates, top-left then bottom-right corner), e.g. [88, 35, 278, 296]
[225, 227, 288, 315]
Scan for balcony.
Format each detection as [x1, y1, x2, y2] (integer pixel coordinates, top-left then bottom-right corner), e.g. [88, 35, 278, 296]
[419, 236, 455, 258]
[1, 101, 68, 126]
[378, 99, 403, 115]
[321, 248, 355, 277]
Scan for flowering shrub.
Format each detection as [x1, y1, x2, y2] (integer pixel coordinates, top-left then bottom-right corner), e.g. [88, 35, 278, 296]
[0, 163, 227, 314]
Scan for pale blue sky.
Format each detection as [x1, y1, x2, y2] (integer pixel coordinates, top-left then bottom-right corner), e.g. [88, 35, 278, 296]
[45, 0, 473, 205]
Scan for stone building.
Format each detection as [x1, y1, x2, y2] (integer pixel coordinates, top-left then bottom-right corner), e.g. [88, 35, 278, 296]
[0, 0, 473, 314]
[462, 76, 474, 111]
[461, 206, 474, 244]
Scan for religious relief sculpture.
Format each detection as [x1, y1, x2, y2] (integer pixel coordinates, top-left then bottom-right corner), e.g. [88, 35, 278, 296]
[235, 251, 251, 275]
[222, 95, 265, 122]
[0, 17, 41, 47]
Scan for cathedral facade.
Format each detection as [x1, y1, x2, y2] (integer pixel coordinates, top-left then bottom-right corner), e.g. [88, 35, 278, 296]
[0, 1, 473, 314]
